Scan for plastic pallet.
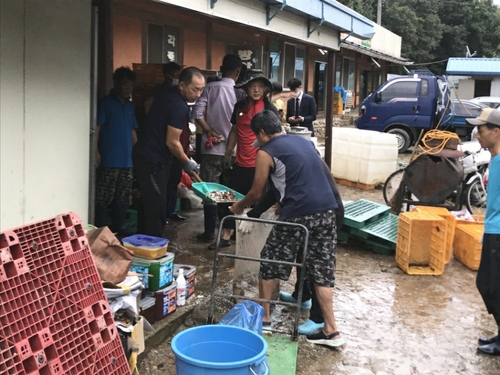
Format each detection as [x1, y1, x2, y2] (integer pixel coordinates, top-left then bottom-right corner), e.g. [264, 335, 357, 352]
[358, 213, 398, 244]
[0, 212, 130, 375]
[343, 199, 390, 229]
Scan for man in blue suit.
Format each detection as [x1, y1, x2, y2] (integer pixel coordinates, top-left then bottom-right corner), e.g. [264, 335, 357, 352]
[286, 78, 317, 136]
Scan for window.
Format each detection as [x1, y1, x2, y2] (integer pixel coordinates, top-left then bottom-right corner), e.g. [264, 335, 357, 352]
[380, 81, 419, 102]
[284, 43, 305, 84]
[295, 47, 305, 82]
[420, 79, 429, 96]
[270, 39, 281, 81]
[147, 23, 179, 63]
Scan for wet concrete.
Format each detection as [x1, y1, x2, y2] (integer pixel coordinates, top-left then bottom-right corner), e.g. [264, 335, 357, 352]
[137, 166, 500, 375]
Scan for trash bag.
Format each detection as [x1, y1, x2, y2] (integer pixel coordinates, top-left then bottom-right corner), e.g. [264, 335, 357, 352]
[219, 300, 264, 334]
[219, 300, 270, 375]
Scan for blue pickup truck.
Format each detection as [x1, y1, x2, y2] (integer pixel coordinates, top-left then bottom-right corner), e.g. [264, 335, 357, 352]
[356, 73, 477, 152]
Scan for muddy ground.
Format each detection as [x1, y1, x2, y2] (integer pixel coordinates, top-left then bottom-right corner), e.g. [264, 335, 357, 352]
[137, 149, 500, 375]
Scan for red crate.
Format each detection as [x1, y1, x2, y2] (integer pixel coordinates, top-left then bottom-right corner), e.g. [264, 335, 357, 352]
[83, 302, 118, 350]
[93, 335, 131, 375]
[55, 250, 107, 309]
[0, 337, 23, 375]
[0, 231, 30, 282]
[0, 212, 129, 375]
[0, 272, 58, 343]
[49, 295, 96, 374]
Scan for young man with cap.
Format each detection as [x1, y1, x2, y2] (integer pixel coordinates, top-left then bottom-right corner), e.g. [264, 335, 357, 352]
[229, 110, 345, 348]
[133, 67, 203, 237]
[466, 108, 500, 355]
[209, 70, 279, 250]
[192, 54, 244, 242]
[286, 77, 317, 136]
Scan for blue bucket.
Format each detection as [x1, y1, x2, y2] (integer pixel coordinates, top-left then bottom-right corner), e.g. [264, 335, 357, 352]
[171, 325, 268, 375]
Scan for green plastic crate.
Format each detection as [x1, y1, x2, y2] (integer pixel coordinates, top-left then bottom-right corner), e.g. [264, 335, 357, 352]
[130, 253, 175, 291]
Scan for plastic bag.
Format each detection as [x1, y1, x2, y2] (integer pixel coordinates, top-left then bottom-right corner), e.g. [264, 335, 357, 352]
[219, 301, 270, 375]
[177, 183, 203, 209]
[219, 300, 264, 334]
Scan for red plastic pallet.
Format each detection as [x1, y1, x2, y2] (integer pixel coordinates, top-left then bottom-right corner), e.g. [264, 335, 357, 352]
[93, 335, 131, 375]
[0, 212, 130, 375]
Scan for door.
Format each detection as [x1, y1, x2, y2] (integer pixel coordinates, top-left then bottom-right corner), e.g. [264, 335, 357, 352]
[474, 79, 492, 98]
[314, 62, 327, 113]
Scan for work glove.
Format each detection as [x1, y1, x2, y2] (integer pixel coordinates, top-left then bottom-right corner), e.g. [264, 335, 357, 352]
[182, 159, 200, 176]
[238, 214, 254, 234]
[222, 156, 233, 170]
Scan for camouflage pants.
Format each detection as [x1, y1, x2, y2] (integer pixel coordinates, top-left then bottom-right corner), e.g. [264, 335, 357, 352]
[259, 210, 337, 287]
[96, 168, 133, 206]
[200, 154, 225, 183]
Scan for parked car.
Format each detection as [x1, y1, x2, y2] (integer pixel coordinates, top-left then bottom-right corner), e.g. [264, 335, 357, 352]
[470, 96, 500, 109]
[448, 99, 488, 126]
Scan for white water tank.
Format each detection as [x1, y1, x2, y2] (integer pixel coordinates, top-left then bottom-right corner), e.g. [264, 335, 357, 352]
[331, 128, 398, 185]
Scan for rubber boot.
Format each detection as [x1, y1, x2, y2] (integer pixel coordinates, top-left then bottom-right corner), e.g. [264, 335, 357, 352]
[110, 200, 134, 236]
[94, 202, 109, 228]
[196, 204, 217, 241]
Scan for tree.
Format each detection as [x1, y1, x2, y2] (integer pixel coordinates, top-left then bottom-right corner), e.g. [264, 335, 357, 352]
[337, 0, 500, 74]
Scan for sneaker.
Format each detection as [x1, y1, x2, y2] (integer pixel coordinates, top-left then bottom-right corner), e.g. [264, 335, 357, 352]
[168, 212, 186, 221]
[306, 330, 346, 348]
[298, 319, 325, 335]
[279, 291, 311, 311]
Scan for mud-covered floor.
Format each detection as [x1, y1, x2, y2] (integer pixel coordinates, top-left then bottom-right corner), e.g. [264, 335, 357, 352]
[138, 152, 500, 375]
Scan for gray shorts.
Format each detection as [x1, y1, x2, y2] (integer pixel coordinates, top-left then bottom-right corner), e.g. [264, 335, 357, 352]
[259, 210, 337, 287]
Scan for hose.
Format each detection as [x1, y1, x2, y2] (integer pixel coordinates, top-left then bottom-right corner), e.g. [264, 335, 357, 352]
[417, 129, 461, 155]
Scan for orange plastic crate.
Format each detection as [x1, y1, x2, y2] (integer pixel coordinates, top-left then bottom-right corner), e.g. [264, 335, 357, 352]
[413, 207, 456, 264]
[396, 212, 447, 275]
[453, 223, 484, 271]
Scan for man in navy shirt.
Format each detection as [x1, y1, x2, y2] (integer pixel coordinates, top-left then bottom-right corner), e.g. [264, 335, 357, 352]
[95, 66, 138, 235]
[230, 110, 345, 348]
[133, 67, 204, 237]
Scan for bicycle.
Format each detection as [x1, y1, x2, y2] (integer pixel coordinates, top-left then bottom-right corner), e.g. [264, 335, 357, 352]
[383, 148, 489, 214]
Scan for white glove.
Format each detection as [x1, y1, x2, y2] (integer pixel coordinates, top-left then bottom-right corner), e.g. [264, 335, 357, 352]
[238, 214, 254, 234]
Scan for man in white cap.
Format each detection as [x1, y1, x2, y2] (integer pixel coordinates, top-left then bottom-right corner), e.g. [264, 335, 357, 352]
[466, 108, 500, 355]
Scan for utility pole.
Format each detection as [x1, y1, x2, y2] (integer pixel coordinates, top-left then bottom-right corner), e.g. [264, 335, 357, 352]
[377, 0, 382, 25]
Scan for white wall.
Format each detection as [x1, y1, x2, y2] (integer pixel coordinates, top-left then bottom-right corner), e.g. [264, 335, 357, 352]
[491, 77, 500, 96]
[341, 23, 402, 58]
[156, 0, 340, 49]
[0, 0, 92, 230]
[458, 79, 475, 99]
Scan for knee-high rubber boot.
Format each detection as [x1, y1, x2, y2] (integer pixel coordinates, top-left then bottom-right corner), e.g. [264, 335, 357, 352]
[197, 204, 217, 241]
[110, 200, 134, 236]
[94, 203, 109, 228]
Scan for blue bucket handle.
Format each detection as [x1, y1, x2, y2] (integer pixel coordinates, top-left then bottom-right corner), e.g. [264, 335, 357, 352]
[249, 360, 268, 375]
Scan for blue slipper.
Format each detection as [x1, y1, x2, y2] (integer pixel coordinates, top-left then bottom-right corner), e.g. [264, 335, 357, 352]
[262, 321, 272, 332]
[279, 291, 311, 311]
[298, 319, 325, 335]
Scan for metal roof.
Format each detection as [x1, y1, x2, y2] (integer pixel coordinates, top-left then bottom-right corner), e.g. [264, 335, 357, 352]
[446, 58, 500, 76]
[258, 0, 375, 40]
[341, 40, 412, 65]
